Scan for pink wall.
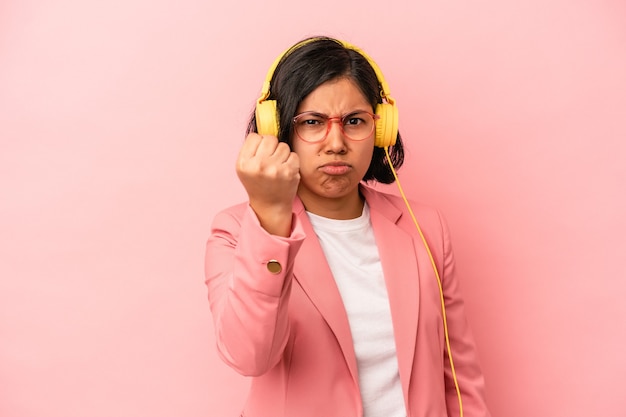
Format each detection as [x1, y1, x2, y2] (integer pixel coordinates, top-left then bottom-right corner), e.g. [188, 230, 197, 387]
[1, 1, 625, 416]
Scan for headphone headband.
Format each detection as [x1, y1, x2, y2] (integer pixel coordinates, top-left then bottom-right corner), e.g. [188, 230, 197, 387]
[258, 38, 395, 106]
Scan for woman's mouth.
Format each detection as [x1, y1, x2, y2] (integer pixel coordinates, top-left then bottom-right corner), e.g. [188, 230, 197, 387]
[319, 162, 351, 175]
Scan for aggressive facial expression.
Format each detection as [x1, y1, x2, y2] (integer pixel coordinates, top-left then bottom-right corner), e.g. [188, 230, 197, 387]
[291, 77, 375, 219]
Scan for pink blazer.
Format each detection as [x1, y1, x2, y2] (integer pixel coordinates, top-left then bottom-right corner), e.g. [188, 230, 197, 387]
[205, 185, 490, 417]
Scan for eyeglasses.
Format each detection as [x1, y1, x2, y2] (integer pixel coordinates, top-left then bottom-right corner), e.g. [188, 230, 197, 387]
[292, 111, 379, 143]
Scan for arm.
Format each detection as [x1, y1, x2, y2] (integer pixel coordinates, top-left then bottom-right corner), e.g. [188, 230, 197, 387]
[437, 211, 491, 417]
[205, 204, 305, 376]
[204, 132, 304, 376]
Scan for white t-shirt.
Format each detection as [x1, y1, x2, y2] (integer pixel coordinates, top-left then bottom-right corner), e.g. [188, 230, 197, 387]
[307, 203, 405, 417]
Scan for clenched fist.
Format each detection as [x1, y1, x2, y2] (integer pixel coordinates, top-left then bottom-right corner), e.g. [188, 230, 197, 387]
[236, 133, 300, 236]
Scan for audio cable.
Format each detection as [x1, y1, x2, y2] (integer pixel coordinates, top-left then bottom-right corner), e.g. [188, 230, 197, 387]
[384, 146, 464, 417]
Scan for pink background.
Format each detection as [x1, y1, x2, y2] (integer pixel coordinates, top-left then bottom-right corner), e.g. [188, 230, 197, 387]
[1, 1, 625, 416]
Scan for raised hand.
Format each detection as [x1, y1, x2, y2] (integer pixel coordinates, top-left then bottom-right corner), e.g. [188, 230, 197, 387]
[236, 133, 300, 237]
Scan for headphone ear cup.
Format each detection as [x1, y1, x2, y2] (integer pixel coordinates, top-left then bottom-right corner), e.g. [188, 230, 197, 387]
[374, 103, 398, 148]
[255, 100, 279, 137]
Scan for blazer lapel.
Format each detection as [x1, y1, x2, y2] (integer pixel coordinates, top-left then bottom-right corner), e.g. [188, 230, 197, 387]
[363, 186, 420, 404]
[291, 198, 360, 387]
[290, 188, 421, 401]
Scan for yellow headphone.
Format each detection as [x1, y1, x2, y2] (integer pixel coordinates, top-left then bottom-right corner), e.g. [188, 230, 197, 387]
[255, 38, 399, 148]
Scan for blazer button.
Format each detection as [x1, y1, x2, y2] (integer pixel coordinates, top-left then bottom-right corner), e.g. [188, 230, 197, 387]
[266, 260, 282, 274]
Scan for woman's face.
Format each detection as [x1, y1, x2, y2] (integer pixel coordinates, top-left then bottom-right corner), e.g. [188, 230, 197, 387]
[291, 77, 375, 218]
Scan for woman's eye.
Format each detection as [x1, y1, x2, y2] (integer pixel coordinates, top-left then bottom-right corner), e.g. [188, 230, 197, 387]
[298, 117, 324, 127]
[345, 117, 364, 125]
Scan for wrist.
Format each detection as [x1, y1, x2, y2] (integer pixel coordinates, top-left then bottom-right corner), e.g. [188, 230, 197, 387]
[249, 201, 293, 237]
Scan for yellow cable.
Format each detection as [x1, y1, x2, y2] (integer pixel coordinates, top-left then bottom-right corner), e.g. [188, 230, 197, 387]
[384, 147, 464, 417]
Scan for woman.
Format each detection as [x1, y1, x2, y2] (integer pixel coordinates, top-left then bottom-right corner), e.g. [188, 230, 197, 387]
[205, 36, 490, 417]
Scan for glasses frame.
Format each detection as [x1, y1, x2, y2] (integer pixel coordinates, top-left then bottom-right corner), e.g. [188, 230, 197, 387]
[292, 111, 380, 143]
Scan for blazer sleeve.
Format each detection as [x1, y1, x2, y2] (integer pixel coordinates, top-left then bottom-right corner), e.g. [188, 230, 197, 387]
[436, 211, 491, 417]
[204, 204, 305, 377]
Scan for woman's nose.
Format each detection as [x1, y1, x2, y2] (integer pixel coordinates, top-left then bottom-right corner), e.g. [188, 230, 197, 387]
[324, 119, 347, 152]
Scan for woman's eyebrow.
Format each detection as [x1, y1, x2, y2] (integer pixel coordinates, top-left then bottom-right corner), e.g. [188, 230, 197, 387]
[295, 110, 327, 117]
[298, 109, 371, 117]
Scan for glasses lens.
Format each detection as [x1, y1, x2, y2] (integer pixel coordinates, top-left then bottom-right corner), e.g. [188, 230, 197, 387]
[294, 112, 376, 142]
[341, 112, 375, 141]
[294, 113, 328, 142]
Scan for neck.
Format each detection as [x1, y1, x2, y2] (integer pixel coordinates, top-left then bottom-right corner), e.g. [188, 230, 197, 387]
[298, 187, 364, 220]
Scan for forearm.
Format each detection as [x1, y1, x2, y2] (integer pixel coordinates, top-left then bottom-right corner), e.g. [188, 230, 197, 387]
[205, 206, 305, 376]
